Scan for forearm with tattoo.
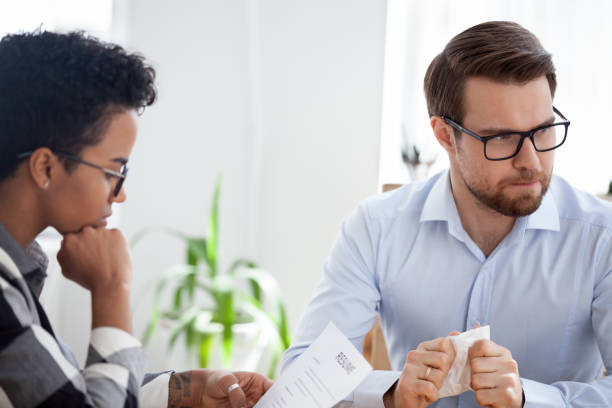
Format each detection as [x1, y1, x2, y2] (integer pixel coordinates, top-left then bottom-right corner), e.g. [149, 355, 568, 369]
[168, 371, 194, 408]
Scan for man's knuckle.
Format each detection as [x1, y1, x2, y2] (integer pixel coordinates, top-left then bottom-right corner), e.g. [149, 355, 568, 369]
[425, 381, 437, 395]
[475, 339, 488, 349]
[474, 390, 486, 405]
[508, 358, 518, 372]
[442, 337, 453, 348]
[471, 358, 481, 372]
[432, 376, 444, 390]
[415, 381, 427, 393]
[503, 388, 515, 403]
[429, 387, 439, 402]
[438, 354, 450, 370]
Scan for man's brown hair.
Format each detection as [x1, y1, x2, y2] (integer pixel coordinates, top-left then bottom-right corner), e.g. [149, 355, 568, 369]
[423, 21, 556, 125]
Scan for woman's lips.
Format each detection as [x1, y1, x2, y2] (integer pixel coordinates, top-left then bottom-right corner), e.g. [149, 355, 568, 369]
[97, 213, 112, 227]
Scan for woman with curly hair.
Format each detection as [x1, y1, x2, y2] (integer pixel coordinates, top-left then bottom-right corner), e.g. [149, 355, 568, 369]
[0, 30, 271, 408]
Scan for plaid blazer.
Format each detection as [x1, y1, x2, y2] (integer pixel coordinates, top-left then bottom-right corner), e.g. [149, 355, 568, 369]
[0, 225, 148, 407]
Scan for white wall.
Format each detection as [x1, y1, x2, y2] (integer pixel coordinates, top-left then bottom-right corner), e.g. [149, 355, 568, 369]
[121, 0, 254, 370]
[254, 1, 387, 329]
[121, 0, 387, 372]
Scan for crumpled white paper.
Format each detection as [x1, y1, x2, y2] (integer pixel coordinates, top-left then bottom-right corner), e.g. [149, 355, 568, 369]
[438, 325, 490, 398]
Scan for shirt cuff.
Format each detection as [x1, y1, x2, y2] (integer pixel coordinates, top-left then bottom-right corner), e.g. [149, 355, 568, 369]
[90, 326, 142, 358]
[139, 372, 171, 408]
[352, 370, 400, 408]
[521, 378, 565, 408]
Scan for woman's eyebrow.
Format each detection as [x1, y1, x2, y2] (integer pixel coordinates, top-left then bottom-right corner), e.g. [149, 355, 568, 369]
[110, 157, 128, 165]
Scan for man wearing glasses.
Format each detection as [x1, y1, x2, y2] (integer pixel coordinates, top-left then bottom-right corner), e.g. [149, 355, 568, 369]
[283, 21, 611, 407]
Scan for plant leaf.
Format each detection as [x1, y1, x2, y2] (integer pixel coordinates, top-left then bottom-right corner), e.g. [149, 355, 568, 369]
[267, 347, 281, 379]
[213, 283, 234, 368]
[228, 258, 257, 274]
[173, 285, 184, 310]
[237, 293, 288, 375]
[206, 175, 222, 278]
[249, 278, 262, 304]
[192, 310, 214, 332]
[168, 306, 200, 350]
[187, 238, 208, 267]
[234, 267, 292, 348]
[277, 302, 291, 349]
[142, 264, 196, 345]
[199, 333, 215, 368]
[234, 267, 280, 299]
[222, 322, 233, 368]
[130, 225, 188, 248]
[229, 261, 262, 302]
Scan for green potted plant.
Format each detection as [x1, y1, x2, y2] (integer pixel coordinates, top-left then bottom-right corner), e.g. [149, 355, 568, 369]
[132, 177, 291, 377]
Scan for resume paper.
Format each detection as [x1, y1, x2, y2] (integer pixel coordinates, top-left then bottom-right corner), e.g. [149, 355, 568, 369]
[255, 322, 372, 408]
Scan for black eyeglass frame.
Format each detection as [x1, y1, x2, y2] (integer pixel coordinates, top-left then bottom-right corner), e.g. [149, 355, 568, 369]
[442, 106, 570, 161]
[16, 150, 128, 197]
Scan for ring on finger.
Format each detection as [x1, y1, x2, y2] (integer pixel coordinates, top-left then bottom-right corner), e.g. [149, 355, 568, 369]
[423, 366, 432, 381]
[227, 383, 241, 395]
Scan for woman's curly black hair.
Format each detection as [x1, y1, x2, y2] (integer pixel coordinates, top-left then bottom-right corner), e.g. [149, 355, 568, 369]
[0, 30, 157, 180]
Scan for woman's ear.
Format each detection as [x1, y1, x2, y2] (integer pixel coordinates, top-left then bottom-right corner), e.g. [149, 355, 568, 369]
[431, 116, 457, 158]
[27, 148, 59, 190]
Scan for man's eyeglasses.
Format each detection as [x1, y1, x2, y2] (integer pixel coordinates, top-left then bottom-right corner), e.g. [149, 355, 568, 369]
[443, 107, 570, 161]
[16, 150, 128, 197]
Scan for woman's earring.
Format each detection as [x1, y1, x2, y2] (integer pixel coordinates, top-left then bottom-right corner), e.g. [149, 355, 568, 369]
[43, 180, 49, 188]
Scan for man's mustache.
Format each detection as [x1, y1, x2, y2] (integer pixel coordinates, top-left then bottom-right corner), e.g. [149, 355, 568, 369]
[502, 170, 547, 185]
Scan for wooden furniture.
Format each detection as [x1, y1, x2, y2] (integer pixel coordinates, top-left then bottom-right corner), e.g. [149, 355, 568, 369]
[362, 316, 392, 370]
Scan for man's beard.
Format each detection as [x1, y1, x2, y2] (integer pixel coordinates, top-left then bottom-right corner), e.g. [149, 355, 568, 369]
[462, 169, 550, 217]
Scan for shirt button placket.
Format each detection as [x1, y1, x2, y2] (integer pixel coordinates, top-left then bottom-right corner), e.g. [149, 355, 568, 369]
[461, 261, 496, 408]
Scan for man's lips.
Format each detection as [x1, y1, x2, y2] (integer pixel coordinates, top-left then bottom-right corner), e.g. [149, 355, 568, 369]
[505, 179, 541, 190]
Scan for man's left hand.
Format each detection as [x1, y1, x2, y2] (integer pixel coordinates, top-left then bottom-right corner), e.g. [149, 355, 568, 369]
[468, 340, 523, 408]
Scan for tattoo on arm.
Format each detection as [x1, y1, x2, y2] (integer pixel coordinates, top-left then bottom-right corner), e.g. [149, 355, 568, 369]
[168, 371, 193, 408]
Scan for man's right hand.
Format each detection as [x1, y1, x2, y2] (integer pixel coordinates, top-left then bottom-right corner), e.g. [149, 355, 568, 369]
[57, 226, 132, 295]
[384, 335, 457, 408]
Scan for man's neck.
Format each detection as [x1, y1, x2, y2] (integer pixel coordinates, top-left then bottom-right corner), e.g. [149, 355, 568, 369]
[0, 179, 44, 249]
[449, 170, 516, 258]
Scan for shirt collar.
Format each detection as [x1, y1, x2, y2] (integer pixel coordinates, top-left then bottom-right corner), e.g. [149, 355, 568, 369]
[0, 224, 48, 297]
[419, 170, 560, 232]
[420, 170, 457, 223]
[524, 187, 560, 231]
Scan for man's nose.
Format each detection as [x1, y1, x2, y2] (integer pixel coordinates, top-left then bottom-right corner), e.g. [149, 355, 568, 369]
[513, 136, 542, 170]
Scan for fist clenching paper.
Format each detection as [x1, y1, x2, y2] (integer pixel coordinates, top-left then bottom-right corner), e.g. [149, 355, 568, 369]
[439, 326, 490, 398]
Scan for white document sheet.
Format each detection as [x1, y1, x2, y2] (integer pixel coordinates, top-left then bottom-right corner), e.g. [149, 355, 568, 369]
[255, 322, 372, 408]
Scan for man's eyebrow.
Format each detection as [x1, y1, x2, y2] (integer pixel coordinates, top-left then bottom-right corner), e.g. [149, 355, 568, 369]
[476, 116, 556, 135]
[111, 157, 128, 165]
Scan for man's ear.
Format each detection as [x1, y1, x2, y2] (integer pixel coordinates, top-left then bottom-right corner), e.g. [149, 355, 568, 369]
[27, 148, 60, 190]
[431, 116, 457, 158]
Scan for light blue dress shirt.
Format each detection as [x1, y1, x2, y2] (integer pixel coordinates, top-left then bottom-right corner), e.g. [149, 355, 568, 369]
[282, 170, 612, 407]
